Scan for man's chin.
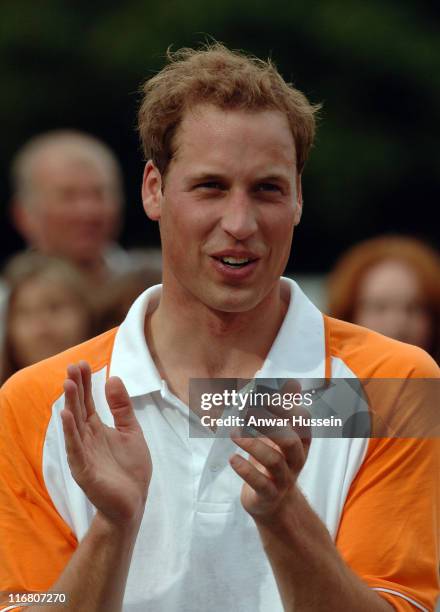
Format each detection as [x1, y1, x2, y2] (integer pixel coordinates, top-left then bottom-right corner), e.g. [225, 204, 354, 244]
[204, 289, 263, 315]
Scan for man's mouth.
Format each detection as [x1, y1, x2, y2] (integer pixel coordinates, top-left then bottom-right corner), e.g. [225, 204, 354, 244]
[216, 256, 255, 268]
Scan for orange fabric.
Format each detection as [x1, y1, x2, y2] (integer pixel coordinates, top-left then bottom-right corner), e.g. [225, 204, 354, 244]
[0, 329, 117, 600]
[327, 316, 440, 610]
[0, 316, 438, 610]
[325, 315, 440, 379]
[336, 436, 439, 610]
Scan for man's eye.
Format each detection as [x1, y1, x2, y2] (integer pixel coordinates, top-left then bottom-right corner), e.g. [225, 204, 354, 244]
[256, 183, 281, 193]
[197, 181, 224, 190]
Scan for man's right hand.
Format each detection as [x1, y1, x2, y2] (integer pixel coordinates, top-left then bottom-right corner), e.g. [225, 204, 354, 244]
[61, 361, 152, 526]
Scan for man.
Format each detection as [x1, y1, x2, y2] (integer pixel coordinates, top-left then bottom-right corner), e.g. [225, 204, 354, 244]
[0, 44, 438, 612]
[10, 130, 130, 285]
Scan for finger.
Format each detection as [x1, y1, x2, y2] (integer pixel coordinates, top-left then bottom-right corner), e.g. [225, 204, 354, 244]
[244, 403, 311, 464]
[66, 364, 86, 422]
[276, 431, 307, 474]
[279, 379, 302, 396]
[63, 377, 85, 439]
[229, 454, 278, 499]
[78, 360, 96, 418]
[269, 404, 312, 444]
[61, 407, 86, 477]
[247, 380, 312, 443]
[249, 422, 307, 474]
[105, 376, 139, 433]
[231, 435, 290, 488]
[252, 379, 302, 418]
[239, 416, 308, 476]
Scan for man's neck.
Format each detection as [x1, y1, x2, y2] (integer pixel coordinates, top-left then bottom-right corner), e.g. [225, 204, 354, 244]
[144, 281, 289, 404]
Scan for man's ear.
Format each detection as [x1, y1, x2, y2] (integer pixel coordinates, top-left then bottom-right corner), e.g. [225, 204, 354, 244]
[142, 161, 163, 221]
[293, 174, 303, 226]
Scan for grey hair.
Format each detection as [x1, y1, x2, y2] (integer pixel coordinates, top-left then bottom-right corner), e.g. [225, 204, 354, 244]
[11, 129, 124, 205]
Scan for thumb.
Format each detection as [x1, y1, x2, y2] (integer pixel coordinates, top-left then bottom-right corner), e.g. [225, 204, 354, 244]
[105, 376, 140, 433]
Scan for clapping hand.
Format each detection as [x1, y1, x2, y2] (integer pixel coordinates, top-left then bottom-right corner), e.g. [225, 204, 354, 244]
[230, 381, 311, 522]
[61, 361, 152, 525]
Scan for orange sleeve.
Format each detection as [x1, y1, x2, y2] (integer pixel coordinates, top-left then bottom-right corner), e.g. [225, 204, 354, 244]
[336, 436, 440, 611]
[0, 370, 77, 602]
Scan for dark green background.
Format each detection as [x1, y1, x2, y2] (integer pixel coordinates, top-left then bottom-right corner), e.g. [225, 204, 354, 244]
[1, 0, 439, 271]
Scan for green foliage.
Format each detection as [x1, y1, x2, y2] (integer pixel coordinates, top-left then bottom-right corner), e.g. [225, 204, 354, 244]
[1, 0, 439, 270]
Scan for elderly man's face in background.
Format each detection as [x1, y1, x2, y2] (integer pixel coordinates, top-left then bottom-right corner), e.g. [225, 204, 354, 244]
[16, 147, 122, 266]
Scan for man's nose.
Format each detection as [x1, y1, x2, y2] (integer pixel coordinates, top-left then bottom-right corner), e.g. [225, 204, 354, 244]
[220, 191, 258, 241]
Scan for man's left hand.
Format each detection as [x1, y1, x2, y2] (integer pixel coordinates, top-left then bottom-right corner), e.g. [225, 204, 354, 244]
[230, 382, 311, 522]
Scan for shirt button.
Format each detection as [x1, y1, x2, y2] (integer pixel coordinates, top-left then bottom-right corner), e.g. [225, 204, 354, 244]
[210, 463, 221, 472]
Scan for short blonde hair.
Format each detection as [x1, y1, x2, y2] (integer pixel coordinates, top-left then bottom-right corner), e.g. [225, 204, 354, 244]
[138, 43, 320, 176]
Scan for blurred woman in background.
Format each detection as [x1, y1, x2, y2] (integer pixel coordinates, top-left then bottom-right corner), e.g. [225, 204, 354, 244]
[0, 252, 96, 384]
[327, 235, 440, 363]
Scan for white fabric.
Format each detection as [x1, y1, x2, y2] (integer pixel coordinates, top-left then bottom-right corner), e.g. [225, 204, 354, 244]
[43, 278, 369, 611]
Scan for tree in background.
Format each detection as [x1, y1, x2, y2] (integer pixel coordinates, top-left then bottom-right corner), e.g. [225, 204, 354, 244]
[1, 0, 439, 272]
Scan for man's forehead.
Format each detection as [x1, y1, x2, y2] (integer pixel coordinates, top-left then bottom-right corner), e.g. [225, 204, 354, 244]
[173, 103, 297, 168]
[179, 103, 294, 138]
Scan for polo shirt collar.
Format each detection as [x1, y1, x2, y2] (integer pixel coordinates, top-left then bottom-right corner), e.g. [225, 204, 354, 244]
[109, 284, 163, 397]
[109, 278, 326, 398]
[258, 277, 326, 380]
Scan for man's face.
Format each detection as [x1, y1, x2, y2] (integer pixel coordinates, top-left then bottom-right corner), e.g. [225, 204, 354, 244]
[143, 105, 302, 314]
[19, 150, 121, 265]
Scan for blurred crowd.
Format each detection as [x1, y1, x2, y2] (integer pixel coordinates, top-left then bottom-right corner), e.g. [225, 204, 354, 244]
[0, 130, 162, 384]
[327, 236, 440, 364]
[0, 129, 439, 385]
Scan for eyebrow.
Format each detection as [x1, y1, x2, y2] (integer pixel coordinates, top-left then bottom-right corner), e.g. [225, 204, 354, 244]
[187, 172, 226, 183]
[186, 170, 292, 184]
[254, 174, 291, 183]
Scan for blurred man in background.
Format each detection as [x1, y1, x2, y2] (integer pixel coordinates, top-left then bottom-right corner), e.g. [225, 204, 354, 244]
[10, 130, 131, 285]
[0, 131, 161, 372]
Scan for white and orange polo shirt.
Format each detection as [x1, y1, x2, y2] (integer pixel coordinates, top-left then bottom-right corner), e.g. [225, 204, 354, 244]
[0, 278, 439, 611]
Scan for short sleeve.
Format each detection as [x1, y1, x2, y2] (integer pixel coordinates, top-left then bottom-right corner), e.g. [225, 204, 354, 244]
[336, 436, 440, 611]
[0, 373, 77, 598]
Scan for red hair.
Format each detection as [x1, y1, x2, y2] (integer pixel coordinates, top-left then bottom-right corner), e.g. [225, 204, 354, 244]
[327, 235, 440, 363]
